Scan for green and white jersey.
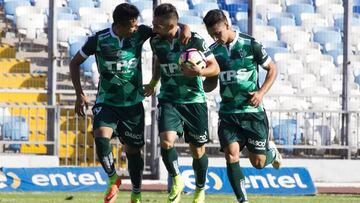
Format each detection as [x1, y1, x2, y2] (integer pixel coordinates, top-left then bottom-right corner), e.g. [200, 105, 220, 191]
[150, 29, 214, 104]
[210, 30, 271, 114]
[80, 25, 153, 107]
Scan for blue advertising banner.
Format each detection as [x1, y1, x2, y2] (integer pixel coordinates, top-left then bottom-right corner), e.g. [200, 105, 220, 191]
[0, 167, 108, 192]
[179, 166, 316, 195]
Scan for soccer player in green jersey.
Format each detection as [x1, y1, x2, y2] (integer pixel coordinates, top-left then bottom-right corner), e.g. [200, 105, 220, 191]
[70, 3, 191, 203]
[144, 4, 220, 203]
[203, 10, 283, 203]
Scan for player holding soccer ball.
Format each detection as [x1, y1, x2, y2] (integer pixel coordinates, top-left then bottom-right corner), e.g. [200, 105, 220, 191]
[70, 3, 192, 203]
[203, 10, 282, 203]
[144, 3, 220, 203]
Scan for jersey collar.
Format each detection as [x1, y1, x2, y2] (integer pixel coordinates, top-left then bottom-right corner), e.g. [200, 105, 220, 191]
[228, 30, 239, 50]
[110, 26, 124, 47]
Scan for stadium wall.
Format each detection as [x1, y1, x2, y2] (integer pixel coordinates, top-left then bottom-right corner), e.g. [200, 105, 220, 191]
[159, 158, 360, 184]
[0, 155, 59, 168]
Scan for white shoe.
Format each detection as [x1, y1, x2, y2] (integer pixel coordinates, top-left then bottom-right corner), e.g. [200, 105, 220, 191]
[269, 141, 282, 169]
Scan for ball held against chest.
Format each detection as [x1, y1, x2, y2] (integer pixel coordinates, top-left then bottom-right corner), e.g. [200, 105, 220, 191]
[178, 48, 207, 71]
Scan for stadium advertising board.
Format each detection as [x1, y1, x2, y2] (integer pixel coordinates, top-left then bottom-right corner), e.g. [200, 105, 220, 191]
[179, 166, 316, 195]
[0, 167, 107, 192]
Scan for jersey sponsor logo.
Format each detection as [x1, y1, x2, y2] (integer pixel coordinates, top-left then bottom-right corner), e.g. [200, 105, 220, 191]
[247, 138, 266, 150]
[188, 131, 208, 143]
[124, 131, 143, 140]
[160, 63, 183, 76]
[105, 58, 139, 73]
[219, 69, 253, 84]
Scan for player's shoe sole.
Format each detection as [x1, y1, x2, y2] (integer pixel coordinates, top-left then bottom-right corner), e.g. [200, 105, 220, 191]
[104, 176, 122, 203]
[167, 175, 185, 203]
[269, 141, 282, 169]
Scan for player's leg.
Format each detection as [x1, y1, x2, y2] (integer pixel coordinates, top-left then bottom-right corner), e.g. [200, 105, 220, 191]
[181, 103, 209, 203]
[158, 102, 184, 203]
[244, 112, 282, 169]
[189, 143, 207, 203]
[218, 113, 248, 203]
[118, 102, 145, 203]
[224, 142, 248, 203]
[92, 104, 121, 203]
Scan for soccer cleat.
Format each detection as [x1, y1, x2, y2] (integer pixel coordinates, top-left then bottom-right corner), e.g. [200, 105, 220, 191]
[167, 174, 185, 203]
[192, 187, 205, 203]
[130, 192, 142, 203]
[269, 141, 282, 169]
[104, 175, 122, 203]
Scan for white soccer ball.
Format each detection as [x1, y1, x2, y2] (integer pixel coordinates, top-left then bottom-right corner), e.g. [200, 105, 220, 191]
[179, 48, 207, 71]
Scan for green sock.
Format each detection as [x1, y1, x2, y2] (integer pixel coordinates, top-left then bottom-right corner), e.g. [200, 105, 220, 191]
[161, 147, 179, 177]
[265, 148, 276, 166]
[95, 137, 116, 177]
[227, 162, 248, 202]
[192, 154, 208, 189]
[127, 152, 144, 194]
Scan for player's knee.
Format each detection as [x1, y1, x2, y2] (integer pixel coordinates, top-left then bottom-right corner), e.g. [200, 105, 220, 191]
[160, 141, 174, 149]
[225, 153, 239, 163]
[251, 158, 265, 169]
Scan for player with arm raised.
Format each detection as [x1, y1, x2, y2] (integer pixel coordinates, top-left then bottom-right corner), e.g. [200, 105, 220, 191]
[70, 3, 191, 203]
[203, 9, 282, 203]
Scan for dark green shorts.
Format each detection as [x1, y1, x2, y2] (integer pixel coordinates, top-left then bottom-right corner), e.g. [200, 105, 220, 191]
[158, 101, 209, 146]
[92, 102, 144, 148]
[218, 112, 269, 154]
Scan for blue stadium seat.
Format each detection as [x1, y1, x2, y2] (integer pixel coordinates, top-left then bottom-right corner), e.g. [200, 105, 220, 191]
[313, 30, 342, 46]
[334, 16, 360, 32]
[193, 3, 219, 17]
[81, 55, 96, 77]
[237, 18, 266, 33]
[267, 12, 295, 21]
[355, 0, 360, 6]
[261, 40, 288, 48]
[272, 119, 302, 153]
[4, 0, 31, 21]
[285, 0, 313, 6]
[265, 47, 289, 60]
[179, 16, 203, 25]
[225, 3, 248, 20]
[355, 5, 360, 14]
[286, 3, 315, 25]
[268, 17, 296, 37]
[68, 0, 95, 15]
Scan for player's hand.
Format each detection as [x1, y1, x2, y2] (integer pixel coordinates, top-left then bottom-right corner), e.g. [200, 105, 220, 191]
[75, 94, 89, 117]
[143, 84, 155, 97]
[180, 27, 191, 44]
[180, 63, 202, 77]
[249, 91, 264, 107]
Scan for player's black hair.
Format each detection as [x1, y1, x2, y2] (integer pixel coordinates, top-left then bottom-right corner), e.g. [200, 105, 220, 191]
[203, 9, 228, 27]
[153, 3, 179, 20]
[113, 3, 140, 26]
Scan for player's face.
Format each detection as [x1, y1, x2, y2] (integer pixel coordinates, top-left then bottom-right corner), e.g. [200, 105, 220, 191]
[116, 19, 139, 38]
[206, 21, 229, 44]
[152, 17, 176, 38]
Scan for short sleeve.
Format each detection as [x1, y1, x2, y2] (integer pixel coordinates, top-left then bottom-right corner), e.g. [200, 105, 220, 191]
[80, 35, 97, 58]
[192, 32, 214, 61]
[253, 40, 271, 67]
[138, 25, 155, 41]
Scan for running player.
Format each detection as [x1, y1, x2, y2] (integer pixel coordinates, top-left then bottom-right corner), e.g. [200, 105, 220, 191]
[202, 9, 283, 203]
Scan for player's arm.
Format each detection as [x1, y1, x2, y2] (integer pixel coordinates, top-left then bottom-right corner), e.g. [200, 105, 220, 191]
[69, 35, 96, 116]
[199, 57, 220, 77]
[70, 53, 89, 117]
[178, 23, 191, 44]
[144, 56, 161, 97]
[249, 41, 277, 107]
[203, 76, 218, 92]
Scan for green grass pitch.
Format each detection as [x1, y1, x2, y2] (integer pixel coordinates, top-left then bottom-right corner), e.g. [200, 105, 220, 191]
[0, 192, 359, 203]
